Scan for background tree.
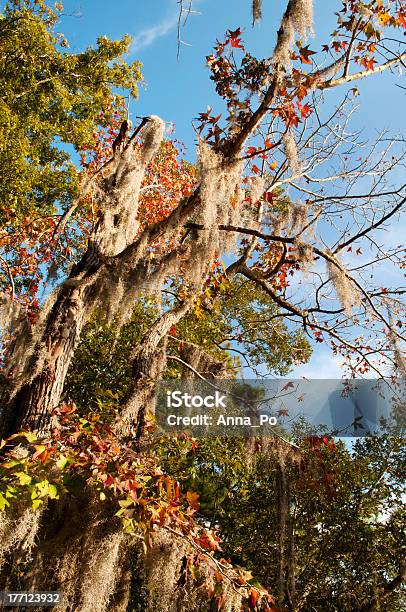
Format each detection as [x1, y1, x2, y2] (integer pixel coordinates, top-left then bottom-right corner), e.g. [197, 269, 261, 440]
[0, 0, 141, 308]
[157, 435, 405, 611]
[0, 0, 405, 610]
[64, 277, 311, 409]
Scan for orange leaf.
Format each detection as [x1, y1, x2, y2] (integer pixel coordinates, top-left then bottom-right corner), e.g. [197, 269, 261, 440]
[187, 491, 200, 510]
[32, 445, 50, 463]
[249, 589, 259, 606]
[299, 45, 317, 65]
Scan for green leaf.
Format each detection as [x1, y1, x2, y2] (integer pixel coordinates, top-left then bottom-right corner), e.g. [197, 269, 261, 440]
[21, 432, 38, 443]
[118, 498, 133, 508]
[16, 472, 32, 486]
[122, 518, 135, 534]
[57, 455, 68, 470]
[0, 492, 10, 510]
[1, 459, 23, 469]
[48, 484, 58, 499]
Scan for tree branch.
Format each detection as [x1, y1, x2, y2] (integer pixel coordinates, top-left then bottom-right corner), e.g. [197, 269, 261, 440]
[319, 52, 406, 90]
[334, 195, 406, 253]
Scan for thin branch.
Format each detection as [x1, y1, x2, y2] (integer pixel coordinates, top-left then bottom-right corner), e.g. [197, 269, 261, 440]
[319, 52, 406, 90]
[343, 18, 363, 78]
[167, 354, 208, 380]
[334, 195, 406, 253]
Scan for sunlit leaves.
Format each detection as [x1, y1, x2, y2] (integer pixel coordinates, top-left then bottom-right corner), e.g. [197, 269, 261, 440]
[0, 0, 142, 308]
[0, 402, 274, 609]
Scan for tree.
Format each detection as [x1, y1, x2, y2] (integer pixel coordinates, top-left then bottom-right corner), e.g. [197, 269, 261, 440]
[64, 278, 311, 410]
[0, 0, 405, 610]
[0, 0, 141, 307]
[159, 435, 405, 611]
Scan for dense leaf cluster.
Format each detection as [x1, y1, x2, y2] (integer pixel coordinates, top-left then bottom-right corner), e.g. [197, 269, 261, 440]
[0, 0, 142, 296]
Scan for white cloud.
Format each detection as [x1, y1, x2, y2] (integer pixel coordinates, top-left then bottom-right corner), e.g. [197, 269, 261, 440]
[131, 13, 179, 52]
[131, 0, 205, 53]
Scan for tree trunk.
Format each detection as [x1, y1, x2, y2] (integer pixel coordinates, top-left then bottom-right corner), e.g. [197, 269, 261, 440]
[0, 119, 167, 439]
[2, 293, 85, 436]
[0, 114, 246, 611]
[276, 461, 288, 606]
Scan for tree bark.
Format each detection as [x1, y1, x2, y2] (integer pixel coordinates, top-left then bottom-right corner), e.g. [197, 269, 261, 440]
[2, 285, 89, 437]
[0, 119, 166, 439]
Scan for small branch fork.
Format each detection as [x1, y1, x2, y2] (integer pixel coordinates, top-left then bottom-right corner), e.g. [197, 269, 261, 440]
[177, 0, 198, 60]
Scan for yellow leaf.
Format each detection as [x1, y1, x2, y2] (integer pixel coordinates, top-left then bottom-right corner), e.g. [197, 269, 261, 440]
[16, 472, 32, 486]
[57, 455, 68, 470]
[0, 492, 10, 510]
[378, 12, 390, 26]
[187, 490, 200, 510]
[48, 484, 58, 499]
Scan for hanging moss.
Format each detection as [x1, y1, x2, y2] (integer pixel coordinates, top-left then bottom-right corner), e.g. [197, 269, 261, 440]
[283, 132, 302, 176]
[273, 0, 314, 67]
[252, 0, 263, 25]
[0, 504, 43, 573]
[326, 252, 361, 315]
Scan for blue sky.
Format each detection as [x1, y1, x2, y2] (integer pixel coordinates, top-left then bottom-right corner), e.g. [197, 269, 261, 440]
[57, 1, 405, 378]
[59, 0, 405, 152]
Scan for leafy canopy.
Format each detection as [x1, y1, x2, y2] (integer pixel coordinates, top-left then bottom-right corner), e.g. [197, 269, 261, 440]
[158, 434, 406, 611]
[0, 0, 142, 297]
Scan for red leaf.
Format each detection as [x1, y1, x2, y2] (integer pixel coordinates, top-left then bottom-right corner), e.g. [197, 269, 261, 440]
[263, 192, 275, 203]
[300, 103, 313, 118]
[228, 29, 245, 50]
[103, 474, 115, 487]
[299, 45, 317, 65]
